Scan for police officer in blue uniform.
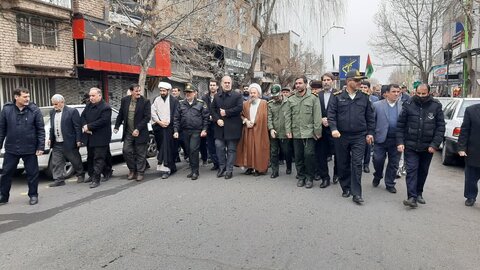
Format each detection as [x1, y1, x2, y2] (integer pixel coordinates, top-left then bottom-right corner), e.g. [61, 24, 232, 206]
[328, 70, 375, 204]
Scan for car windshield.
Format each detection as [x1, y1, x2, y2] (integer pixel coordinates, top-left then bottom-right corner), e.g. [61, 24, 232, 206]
[458, 100, 480, 118]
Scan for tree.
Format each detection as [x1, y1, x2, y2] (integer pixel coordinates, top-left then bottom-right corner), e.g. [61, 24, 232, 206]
[243, 0, 346, 84]
[372, 0, 451, 83]
[96, 0, 222, 94]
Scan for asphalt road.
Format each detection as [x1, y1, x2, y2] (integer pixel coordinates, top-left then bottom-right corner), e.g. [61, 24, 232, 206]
[0, 154, 478, 270]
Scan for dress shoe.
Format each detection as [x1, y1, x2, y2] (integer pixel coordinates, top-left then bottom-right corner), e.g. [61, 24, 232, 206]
[0, 195, 8, 204]
[102, 170, 113, 182]
[186, 172, 193, 178]
[136, 173, 144, 181]
[416, 195, 426, 204]
[403, 197, 418, 208]
[217, 168, 226, 178]
[49, 180, 65, 187]
[224, 172, 233, 179]
[332, 175, 339, 184]
[352, 195, 364, 204]
[363, 165, 370, 173]
[297, 179, 305, 187]
[127, 171, 136, 180]
[202, 160, 208, 166]
[191, 173, 199, 180]
[77, 175, 85, 183]
[84, 176, 93, 183]
[244, 168, 253, 175]
[319, 179, 330, 188]
[270, 171, 279, 178]
[90, 181, 100, 188]
[161, 173, 170, 179]
[342, 189, 351, 198]
[253, 171, 262, 177]
[386, 186, 397, 193]
[29, 196, 38, 205]
[210, 165, 219, 171]
[372, 177, 380, 187]
[305, 179, 313, 189]
[465, 198, 475, 206]
[314, 175, 321, 181]
[286, 168, 292, 175]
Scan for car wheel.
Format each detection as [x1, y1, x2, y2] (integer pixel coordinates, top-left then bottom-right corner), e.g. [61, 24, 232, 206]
[441, 141, 457, 166]
[147, 133, 158, 158]
[46, 160, 75, 179]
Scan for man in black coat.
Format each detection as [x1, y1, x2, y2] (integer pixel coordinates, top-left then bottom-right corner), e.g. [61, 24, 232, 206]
[210, 75, 243, 179]
[0, 88, 45, 205]
[397, 84, 445, 208]
[114, 84, 151, 181]
[81, 87, 112, 188]
[201, 79, 220, 171]
[458, 103, 480, 206]
[48, 94, 84, 187]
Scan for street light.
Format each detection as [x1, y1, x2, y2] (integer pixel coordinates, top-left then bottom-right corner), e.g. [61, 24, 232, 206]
[322, 25, 345, 71]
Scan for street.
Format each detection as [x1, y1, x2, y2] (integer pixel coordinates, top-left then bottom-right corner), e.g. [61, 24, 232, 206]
[0, 153, 478, 270]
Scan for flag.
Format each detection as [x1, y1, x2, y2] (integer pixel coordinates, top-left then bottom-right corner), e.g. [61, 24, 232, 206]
[365, 54, 374, 79]
[332, 54, 335, 69]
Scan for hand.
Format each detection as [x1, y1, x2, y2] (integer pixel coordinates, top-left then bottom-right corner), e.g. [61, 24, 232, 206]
[217, 119, 224, 127]
[397, 144, 405, 152]
[428, 147, 436, 153]
[82, 125, 89, 133]
[36, 150, 44, 156]
[173, 132, 179, 139]
[286, 133, 292, 139]
[76, 142, 82, 148]
[322, 117, 329, 127]
[200, 130, 207, 137]
[314, 133, 322, 140]
[332, 130, 341, 138]
[209, 116, 212, 121]
[47, 140, 51, 147]
[220, 109, 226, 117]
[246, 121, 254, 128]
[270, 129, 277, 138]
[366, 135, 374, 145]
[113, 129, 118, 134]
[132, 129, 139, 137]
[458, 151, 467, 157]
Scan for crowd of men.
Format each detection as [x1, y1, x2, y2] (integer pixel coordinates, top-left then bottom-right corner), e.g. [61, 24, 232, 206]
[1, 69, 479, 209]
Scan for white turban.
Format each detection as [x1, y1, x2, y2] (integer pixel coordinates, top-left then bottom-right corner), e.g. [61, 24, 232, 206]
[249, 83, 262, 96]
[158, 81, 172, 90]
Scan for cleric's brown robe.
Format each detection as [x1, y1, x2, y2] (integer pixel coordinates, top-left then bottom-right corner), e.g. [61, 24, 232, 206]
[235, 99, 270, 173]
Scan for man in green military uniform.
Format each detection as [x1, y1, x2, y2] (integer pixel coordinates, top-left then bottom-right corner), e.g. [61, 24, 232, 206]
[285, 75, 322, 188]
[268, 84, 292, 178]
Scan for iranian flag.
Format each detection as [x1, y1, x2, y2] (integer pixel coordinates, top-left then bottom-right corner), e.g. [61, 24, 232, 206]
[365, 54, 374, 79]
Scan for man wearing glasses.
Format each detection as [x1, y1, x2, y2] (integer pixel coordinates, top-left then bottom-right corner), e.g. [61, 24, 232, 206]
[328, 70, 375, 204]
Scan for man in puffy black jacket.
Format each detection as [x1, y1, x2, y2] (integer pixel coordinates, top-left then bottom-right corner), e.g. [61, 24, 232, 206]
[0, 88, 45, 205]
[397, 84, 445, 208]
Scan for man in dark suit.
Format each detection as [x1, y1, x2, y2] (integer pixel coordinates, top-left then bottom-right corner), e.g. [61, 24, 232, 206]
[48, 94, 84, 187]
[114, 84, 151, 181]
[151, 81, 180, 179]
[316, 73, 339, 188]
[201, 79, 220, 171]
[81, 87, 112, 188]
[360, 81, 379, 173]
[372, 84, 402, 193]
[458, 103, 480, 206]
[211, 75, 243, 179]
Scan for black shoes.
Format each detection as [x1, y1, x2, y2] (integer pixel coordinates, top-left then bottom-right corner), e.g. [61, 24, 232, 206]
[89, 181, 100, 188]
[314, 175, 321, 181]
[186, 172, 193, 178]
[352, 195, 364, 204]
[244, 168, 253, 175]
[270, 171, 279, 178]
[29, 196, 38, 205]
[403, 197, 418, 208]
[217, 168, 226, 178]
[297, 179, 305, 187]
[161, 173, 170, 179]
[465, 198, 475, 206]
[305, 179, 313, 189]
[363, 165, 370, 173]
[342, 189, 351, 198]
[319, 179, 330, 188]
[49, 180, 65, 187]
[0, 195, 8, 204]
[332, 175, 339, 184]
[102, 170, 113, 182]
[416, 195, 426, 204]
[210, 165, 219, 171]
[224, 172, 233, 179]
[84, 176, 93, 183]
[191, 173, 198, 180]
[372, 177, 380, 187]
[386, 186, 397, 193]
[286, 168, 292, 175]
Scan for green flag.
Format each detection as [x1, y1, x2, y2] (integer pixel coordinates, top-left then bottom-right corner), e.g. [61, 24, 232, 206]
[365, 54, 374, 78]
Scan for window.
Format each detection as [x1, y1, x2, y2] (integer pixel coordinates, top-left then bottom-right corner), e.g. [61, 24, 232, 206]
[16, 14, 58, 47]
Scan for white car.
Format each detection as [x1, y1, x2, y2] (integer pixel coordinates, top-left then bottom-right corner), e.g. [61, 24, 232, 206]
[0, 104, 157, 178]
[441, 98, 480, 165]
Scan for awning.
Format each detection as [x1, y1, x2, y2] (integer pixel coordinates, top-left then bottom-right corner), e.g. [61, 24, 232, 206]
[168, 75, 190, 83]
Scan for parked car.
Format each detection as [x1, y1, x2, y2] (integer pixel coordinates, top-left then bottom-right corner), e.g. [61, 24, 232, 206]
[441, 98, 480, 165]
[434, 97, 453, 110]
[0, 104, 157, 178]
